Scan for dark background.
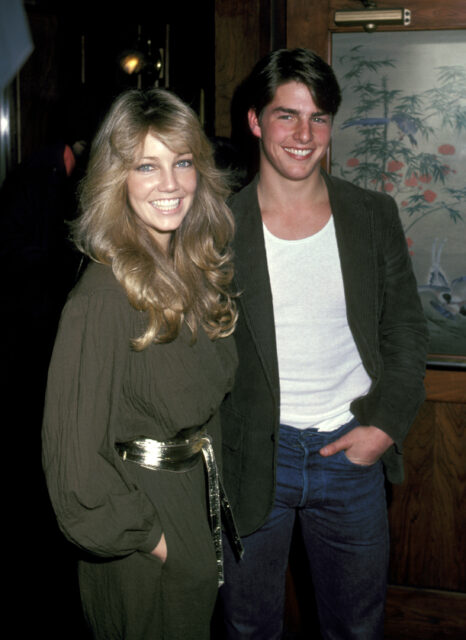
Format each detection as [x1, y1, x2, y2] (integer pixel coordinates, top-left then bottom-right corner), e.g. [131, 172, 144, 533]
[18, 0, 216, 163]
[4, 2, 215, 638]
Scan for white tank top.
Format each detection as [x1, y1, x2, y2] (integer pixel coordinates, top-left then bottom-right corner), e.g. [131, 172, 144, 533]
[263, 215, 371, 431]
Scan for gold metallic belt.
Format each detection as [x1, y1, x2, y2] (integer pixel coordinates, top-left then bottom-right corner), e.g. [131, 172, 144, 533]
[115, 430, 243, 586]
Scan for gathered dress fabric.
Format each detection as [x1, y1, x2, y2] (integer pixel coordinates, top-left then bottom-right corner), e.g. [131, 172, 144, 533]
[42, 261, 238, 640]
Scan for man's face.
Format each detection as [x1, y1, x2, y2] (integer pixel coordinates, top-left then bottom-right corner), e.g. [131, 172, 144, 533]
[248, 81, 332, 183]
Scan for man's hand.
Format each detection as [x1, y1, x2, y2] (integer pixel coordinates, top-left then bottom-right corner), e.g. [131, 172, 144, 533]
[319, 426, 394, 466]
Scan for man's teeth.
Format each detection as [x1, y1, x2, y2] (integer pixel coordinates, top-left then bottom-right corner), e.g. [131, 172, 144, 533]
[285, 147, 311, 156]
[151, 198, 180, 210]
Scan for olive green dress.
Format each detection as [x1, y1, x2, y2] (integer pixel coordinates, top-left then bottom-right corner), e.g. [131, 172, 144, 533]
[42, 262, 238, 640]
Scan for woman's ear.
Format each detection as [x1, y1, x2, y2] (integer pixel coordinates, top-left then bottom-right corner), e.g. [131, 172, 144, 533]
[248, 108, 261, 139]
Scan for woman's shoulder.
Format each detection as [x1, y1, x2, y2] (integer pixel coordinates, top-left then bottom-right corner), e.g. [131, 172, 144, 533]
[58, 261, 139, 339]
[72, 261, 126, 300]
[63, 261, 134, 326]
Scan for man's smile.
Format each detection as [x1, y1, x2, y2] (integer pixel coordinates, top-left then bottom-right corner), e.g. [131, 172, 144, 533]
[283, 147, 313, 158]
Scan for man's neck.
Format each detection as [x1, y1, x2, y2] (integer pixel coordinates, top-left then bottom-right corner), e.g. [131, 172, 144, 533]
[257, 167, 331, 240]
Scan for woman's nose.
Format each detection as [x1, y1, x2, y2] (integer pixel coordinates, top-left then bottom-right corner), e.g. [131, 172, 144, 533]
[158, 168, 178, 192]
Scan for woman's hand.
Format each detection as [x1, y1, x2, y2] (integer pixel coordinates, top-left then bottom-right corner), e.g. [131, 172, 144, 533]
[150, 533, 167, 563]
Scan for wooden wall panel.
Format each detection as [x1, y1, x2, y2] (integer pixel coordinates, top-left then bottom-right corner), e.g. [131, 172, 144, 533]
[425, 370, 466, 403]
[214, 1, 262, 138]
[384, 586, 466, 639]
[388, 400, 466, 591]
[214, 0, 288, 137]
[287, 0, 330, 57]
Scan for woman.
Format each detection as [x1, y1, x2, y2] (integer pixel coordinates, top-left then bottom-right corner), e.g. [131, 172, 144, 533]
[42, 88, 239, 639]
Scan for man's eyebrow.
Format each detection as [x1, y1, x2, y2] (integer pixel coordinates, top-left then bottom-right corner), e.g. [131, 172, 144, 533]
[271, 106, 330, 117]
[271, 107, 299, 115]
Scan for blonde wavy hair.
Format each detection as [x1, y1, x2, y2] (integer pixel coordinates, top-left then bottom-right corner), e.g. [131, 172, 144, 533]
[73, 88, 237, 349]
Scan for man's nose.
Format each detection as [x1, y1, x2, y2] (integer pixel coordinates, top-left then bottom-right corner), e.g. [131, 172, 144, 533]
[294, 119, 312, 143]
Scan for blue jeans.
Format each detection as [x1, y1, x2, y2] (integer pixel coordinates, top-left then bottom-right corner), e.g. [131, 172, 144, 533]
[219, 418, 389, 639]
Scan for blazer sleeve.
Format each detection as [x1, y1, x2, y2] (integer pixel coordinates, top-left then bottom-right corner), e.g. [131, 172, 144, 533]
[351, 194, 429, 456]
[42, 288, 162, 558]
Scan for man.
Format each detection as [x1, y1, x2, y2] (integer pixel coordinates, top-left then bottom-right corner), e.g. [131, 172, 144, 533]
[218, 48, 428, 639]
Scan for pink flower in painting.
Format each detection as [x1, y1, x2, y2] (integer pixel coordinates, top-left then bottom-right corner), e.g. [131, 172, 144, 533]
[405, 174, 418, 187]
[401, 201, 408, 207]
[419, 174, 432, 183]
[387, 160, 404, 172]
[346, 157, 360, 167]
[438, 144, 455, 155]
[383, 182, 394, 192]
[406, 237, 414, 256]
[423, 190, 437, 203]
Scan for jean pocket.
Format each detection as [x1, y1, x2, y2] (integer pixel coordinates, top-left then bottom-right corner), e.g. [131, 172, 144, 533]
[338, 450, 381, 470]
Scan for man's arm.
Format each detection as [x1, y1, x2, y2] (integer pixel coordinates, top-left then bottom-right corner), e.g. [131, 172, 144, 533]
[321, 193, 428, 465]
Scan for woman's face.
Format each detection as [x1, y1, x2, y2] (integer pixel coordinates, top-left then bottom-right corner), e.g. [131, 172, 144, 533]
[126, 133, 197, 250]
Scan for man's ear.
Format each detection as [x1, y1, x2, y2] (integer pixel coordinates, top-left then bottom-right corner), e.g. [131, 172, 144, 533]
[248, 108, 261, 139]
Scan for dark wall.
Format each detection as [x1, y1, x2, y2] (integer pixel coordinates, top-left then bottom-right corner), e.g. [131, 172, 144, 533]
[19, 0, 215, 163]
[2, 4, 215, 636]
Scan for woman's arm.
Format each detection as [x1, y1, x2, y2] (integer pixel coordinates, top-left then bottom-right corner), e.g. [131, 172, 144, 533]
[42, 284, 162, 558]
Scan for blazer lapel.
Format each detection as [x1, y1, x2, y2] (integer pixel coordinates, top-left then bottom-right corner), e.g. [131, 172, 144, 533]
[232, 180, 280, 397]
[324, 172, 379, 375]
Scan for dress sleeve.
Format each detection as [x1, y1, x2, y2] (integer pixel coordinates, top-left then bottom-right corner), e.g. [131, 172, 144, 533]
[42, 287, 162, 557]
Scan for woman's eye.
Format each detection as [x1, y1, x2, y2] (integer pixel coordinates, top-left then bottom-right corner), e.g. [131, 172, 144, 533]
[136, 163, 154, 172]
[176, 158, 193, 168]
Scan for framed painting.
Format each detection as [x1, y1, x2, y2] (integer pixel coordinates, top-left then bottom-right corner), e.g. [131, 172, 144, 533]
[331, 30, 466, 368]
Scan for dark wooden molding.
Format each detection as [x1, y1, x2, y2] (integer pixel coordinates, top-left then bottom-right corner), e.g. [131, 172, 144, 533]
[424, 369, 466, 403]
[385, 586, 466, 639]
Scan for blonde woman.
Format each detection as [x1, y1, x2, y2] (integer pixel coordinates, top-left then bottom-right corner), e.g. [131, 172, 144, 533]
[42, 88, 240, 640]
